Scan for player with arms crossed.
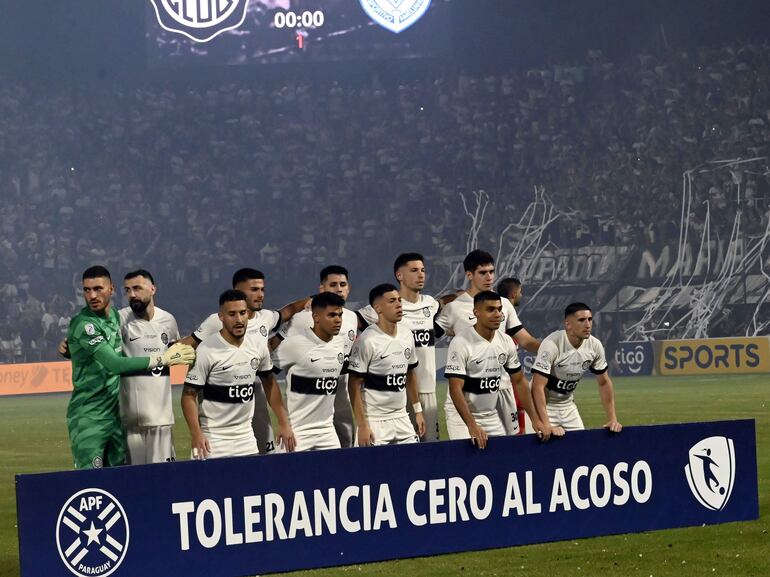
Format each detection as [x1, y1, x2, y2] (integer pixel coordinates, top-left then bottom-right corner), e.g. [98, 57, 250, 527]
[347, 284, 425, 446]
[119, 269, 182, 464]
[444, 291, 542, 448]
[274, 265, 358, 447]
[182, 290, 295, 459]
[182, 268, 307, 454]
[271, 292, 348, 451]
[357, 253, 443, 441]
[436, 250, 540, 435]
[66, 266, 194, 469]
[531, 302, 622, 441]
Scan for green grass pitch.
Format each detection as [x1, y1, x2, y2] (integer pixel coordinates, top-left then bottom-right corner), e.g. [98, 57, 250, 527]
[0, 374, 767, 577]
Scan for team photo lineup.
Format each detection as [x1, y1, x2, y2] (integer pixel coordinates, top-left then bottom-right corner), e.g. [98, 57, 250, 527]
[63, 249, 621, 469]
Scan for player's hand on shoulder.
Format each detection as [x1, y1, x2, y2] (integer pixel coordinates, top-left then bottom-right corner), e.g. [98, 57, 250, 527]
[603, 420, 622, 433]
[468, 422, 488, 449]
[162, 342, 196, 366]
[357, 423, 374, 447]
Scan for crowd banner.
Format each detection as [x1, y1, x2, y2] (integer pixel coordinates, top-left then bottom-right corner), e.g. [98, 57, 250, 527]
[0, 362, 188, 396]
[657, 337, 770, 376]
[17, 420, 757, 577]
[614, 341, 654, 376]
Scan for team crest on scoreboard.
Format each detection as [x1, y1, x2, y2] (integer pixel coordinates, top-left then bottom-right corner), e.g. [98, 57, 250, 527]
[359, 0, 432, 34]
[149, 0, 249, 43]
[56, 488, 130, 577]
[684, 436, 736, 511]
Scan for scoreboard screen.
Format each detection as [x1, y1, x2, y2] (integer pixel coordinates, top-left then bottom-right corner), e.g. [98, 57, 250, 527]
[146, 0, 452, 67]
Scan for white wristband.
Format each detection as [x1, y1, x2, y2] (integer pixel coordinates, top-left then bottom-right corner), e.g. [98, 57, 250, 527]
[412, 402, 423, 414]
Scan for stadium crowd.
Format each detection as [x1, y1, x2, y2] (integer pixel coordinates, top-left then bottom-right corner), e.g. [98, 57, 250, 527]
[1, 42, 769, 362]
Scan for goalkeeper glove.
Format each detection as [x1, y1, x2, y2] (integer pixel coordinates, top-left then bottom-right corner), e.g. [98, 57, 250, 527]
[151, 343, 195, 369]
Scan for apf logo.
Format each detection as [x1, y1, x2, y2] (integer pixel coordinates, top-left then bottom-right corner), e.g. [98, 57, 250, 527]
[149, 0, 249, 43]
[56, 489, 130, 577]
[359, 0, 432, 34]
[684, 437, 736, 511]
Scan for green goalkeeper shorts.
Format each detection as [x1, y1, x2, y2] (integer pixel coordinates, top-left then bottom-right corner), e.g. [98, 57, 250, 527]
[67, 414, 126, 469]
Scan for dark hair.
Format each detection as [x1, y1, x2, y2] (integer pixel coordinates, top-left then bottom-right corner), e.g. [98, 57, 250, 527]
[473, 290, 502, 306]
[369, 283, 399, 306]
[232, 268, 264, 288]
[320, 265, 349, 283]
[311, 292, 346, 310]
[124, 269, 155, 284]
[565, 302, 592, 318]
[82, 265, 111, 281]
[393, 252, 425, 276]
[219, 289, 247, 306]
[463, 249, 495, 273]
[496, 277, 521, 298]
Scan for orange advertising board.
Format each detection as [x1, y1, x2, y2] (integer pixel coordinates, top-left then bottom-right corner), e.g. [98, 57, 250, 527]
[0, 362, 188, 396]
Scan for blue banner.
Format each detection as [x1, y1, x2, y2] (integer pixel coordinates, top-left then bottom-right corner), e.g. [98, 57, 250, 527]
[17, 420, 758, 577]
[614, 340, 654, 376]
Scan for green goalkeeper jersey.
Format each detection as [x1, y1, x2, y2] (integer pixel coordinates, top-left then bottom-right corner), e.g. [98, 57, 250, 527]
[66, 306, 149, 421]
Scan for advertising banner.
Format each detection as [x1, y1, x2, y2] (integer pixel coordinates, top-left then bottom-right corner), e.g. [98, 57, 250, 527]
[658, 337, 770, 376]
[17, 420, 758, 577]
[614, 341, 654, 376]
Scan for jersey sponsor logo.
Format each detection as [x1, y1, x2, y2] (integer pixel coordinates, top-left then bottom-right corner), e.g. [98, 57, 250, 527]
[310, 357, 321, 363]
[464, 376, 501, 394]
[292, 375, 338, 396]
[685, 436, 735, 511]
[128, 336, 141, 342]
[84, 323, 96, 336]
[160, 332, 169, 345]
[56, 488, 130, 577]
[359, 0, 432, 34]
[473, 358, 484, 365]
[88, 336, 104, 346]
[364, 373, 407, 391]
[545, 375, 580, 394]
[149, 0, 249, 43]
[379, 353, 391, 360]
[203, 383, 255, 403]
[467, 316, 476, 321]
[412, 328, 435, 348]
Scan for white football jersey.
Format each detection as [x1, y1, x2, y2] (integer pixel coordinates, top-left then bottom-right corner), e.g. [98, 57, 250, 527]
[444, 327, 521, 418]
[347, 324, 418, 420]
[119, 306, 180, 427]
[271, 328, 347, 434]
[531, 330, 608, 403]
[278, 308, 358, 356]
[184, 333, 273, 438]
[357, 294, 440, 394]
[435, 291, 522, 337]
[194, 309, 280, 345]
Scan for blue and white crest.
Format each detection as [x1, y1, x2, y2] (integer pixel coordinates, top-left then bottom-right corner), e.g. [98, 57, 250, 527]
[359, 0, 432, 34]
[684, 436, 736, 511]
[56, 488, 130, 577]
[149, 0, 249, 43]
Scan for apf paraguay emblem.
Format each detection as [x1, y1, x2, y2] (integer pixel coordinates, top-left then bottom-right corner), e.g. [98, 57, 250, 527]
[684, 436, 736, 511]
[149, 0, 249, 43]
[56, 488, 130, 577]
[359, 0, 432, 34]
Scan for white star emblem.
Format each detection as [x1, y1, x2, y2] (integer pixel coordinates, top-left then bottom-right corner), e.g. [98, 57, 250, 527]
[82, 521, 102, 546]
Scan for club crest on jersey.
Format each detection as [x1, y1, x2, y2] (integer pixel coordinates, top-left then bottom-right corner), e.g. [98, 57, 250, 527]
[685, 436, 736, 511]
[56, 488, 130, 577]
[260, 325, 268, 337]
[250, 358, 258, 370]
[149, 0, 249, 43]
[581, 360, 592, 371]
[404, 347, 412, 360]
[498, 353, 506, 365]
[337, 352, 345, 364]
[348, 329, 356, 341]
[422, 306, 432, 317]
[359, 0, 432, 34]
[160, 332, 169, 345]
[84, 323, 96, 336]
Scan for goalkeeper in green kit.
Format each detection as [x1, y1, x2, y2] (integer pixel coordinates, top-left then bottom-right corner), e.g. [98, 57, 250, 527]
[66, 266, 195, 469]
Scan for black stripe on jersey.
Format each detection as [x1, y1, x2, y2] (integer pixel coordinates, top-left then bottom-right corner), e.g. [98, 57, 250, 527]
[407, 362, 419, 372]
[412, 328, 435, 348]
[463, 376, 501, 394]
[271, 314, 282, 333]
[363, 373, 407, 391]
[504, 366, 522, 375]
[123, 367, 171, 377]
[433, 322, 445, 340]
[444, 372, 467, 381]
[590, 366, 608, 375]
[256, 370, 273, 379]
[184, 380, 203, 390]
[202, 383, 256, 403]
[291, 375, 338, 396]
[534, 372, 581, 395]
[506, 325, 524, 337]
[192, 333, 202, 343]
[271, 366, 282, 375]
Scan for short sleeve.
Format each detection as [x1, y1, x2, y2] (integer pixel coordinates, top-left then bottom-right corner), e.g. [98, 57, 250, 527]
[184, 346, 210, 388]
[256, 340, 273, 376]
[503, 299, 523, 336]
[504, 337, 522, 374]
[193, 314, 221, 342]
[532, 339, 559, 377]
[356, 305, 378, 326]
[346, 334, 372, 376]
[71, 319, 111, 358]
[590, 340, 609, 374]
[443, 339, 468, 379]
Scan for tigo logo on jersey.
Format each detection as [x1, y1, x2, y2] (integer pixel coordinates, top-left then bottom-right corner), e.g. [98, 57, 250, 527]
[56, 488, 129, 577]
[359, 0, 432, 34]
[149, 0, 249, 43]
[684, 437, 735, 511]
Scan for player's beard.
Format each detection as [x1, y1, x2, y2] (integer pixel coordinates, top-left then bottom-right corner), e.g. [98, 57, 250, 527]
[129, 298, 150, 314]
